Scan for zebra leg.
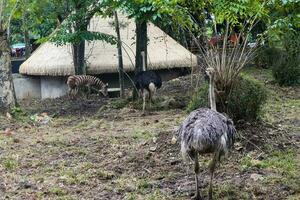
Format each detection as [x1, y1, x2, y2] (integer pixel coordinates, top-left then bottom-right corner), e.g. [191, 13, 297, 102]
[74, 87, 79, 99]
[68, 88, 72, 99]
[208, 151, 219, 200]
[70, 88, 76, 100]
[86, 86, 91, 99]
[193, 154, 203, 200]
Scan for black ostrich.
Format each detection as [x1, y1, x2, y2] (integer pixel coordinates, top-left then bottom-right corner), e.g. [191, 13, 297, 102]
[134, 52, 162, 114]
[172, 68, 236, 200]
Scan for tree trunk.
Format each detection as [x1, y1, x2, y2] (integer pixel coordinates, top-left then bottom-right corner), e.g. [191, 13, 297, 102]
[72, 44, 79, 74]
[0, 28, 17, 111]
[77, 40, 85, 74]
[114, 11, 125, 98]
[23, 4, 30, 59]
[72, 41, 85, 75]
[133, 20, 147, 99]
[72, 20, 87, 75]
[24, 27, 30, 59]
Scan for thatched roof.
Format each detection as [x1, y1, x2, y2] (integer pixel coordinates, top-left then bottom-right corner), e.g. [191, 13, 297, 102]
[20, 14, 197, 76]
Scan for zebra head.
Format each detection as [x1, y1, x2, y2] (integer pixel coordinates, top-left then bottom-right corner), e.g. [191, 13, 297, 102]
[100, 83, 109, 97]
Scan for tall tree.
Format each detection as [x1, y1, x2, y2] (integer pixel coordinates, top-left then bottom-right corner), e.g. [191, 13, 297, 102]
[50, 0, 116, 75]
[121, 0, 190, 71]
[114, 11, 125, 98]
[0, 0, 17, 110]
[120, 0, 190, 98]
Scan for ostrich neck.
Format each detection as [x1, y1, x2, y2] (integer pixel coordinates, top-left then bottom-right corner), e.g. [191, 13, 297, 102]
[209, 75, 217, 111]
[142, 52, 146, 71]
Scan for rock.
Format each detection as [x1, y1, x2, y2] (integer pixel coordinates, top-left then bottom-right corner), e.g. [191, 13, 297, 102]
[234, 142, 243, 151]
[250, 173, 264, 181]
[149, 146, 157, 152]
[116, 152, 124, 158]
[159, 97, 176, 109]
[171, 136, 177, 144]
[152, 137, 157, 143]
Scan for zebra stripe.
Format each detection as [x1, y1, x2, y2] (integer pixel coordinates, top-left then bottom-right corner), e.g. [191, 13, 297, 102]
[67, 75, 107, 97]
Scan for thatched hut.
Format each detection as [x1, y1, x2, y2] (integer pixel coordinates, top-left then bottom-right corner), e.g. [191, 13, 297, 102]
[19, 14, 197, 99]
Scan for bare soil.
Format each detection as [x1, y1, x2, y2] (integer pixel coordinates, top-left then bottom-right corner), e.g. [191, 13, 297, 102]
[0, 69, 299, 200]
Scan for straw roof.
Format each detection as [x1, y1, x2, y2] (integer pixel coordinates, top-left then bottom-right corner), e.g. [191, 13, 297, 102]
[20, 14, 197, 76]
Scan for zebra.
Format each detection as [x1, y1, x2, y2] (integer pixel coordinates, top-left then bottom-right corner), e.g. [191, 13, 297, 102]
[67, 75, 108, 98]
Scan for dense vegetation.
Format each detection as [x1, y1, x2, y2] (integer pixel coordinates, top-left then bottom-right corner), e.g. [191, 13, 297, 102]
[0, 1, 299, 199]
[187, 74, 268, 121]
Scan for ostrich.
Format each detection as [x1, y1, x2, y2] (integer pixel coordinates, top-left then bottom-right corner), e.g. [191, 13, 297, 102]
[172, 68, 236, 200]
[134, 51, 162, 113]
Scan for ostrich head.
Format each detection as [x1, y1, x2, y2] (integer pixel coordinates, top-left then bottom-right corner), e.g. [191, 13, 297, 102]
[205, 67, 215, 79]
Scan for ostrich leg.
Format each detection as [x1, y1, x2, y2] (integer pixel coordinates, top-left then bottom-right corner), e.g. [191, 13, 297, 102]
[149, 90, 152, 109]
[193, 154, 202, 200]
[142, 89, 146, 114]
[208, 151, 219, 200]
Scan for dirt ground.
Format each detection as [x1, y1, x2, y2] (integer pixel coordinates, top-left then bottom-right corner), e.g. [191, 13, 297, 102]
[0, 68, 299, 200]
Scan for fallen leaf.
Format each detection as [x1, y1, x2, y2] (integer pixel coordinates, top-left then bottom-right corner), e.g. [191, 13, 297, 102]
[6, 112, 12, 119]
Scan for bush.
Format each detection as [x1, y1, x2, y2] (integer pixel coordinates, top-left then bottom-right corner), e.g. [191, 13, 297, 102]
[254, 46, 282, 68]
[272, 54, 300, 86]
[186, 83, 209, 112]
[187, 74, 268, 121]
[225, 74, 268, 121]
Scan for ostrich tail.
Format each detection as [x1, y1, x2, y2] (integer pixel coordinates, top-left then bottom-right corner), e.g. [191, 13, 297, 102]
[148, 82, 156, 93]
[226, 119, 237, 148]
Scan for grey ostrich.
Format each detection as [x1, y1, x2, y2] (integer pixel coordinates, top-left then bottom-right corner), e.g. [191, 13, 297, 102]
[172, 68, 236, 200]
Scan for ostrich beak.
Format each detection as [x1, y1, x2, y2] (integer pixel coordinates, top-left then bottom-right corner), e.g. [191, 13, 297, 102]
[171, 136, 177, 144]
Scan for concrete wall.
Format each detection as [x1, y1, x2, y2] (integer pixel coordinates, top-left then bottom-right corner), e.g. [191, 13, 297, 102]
[0, 68, 190, 101]
[12, 74, 41, 99]
[98, 68, 190, 88]
[41, 76, 68, 99]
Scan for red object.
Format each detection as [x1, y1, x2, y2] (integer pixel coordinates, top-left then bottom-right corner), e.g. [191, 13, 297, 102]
[208, 33, 242, 47]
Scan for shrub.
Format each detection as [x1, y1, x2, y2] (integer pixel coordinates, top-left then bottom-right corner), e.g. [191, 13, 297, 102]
[224, 74, 268, 121]
[186, 83, 209, 112]
[272, 54, 300, 86]
[187, 74, 268, 121]
[254, 46, 282, 68]
[283, 32, 300, 57]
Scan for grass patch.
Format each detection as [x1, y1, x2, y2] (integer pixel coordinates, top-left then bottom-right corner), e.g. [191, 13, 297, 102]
[59, 169, 89, 185]
[109, 99, 129, 109]
[130, 129, 154, 141]
[95, 169, 115, 180]
[240, 150, 299, 193]
[240, 150, 297, 173]
[214, 183, 250, 199]
[1, 157, 18, 170]
[49, 187, 68, 196]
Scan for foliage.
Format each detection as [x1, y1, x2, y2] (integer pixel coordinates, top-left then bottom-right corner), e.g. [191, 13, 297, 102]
[212, 0, 266, 25]
[186, 82, 209, 112]
[119, 0, 192, 28]
[49, 0, 116, 46]
[50, 29, 116, 46]
[265, 0, 300, 43]
[187, 74, 267, 121]
[254, 46, 283, 68]
[282, 31, 300, 57]
[272, 53, 300, 86]
[224, 74, 268, 121]
[7, 0, 67, 44]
